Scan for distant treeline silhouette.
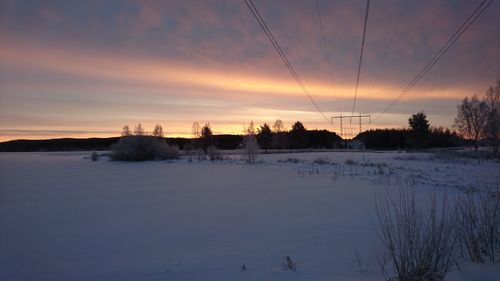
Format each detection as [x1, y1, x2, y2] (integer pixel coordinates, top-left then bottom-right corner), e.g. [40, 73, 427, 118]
[355, 127, 462, 150]
[0, 130, 342, 152]
[0, 127, 463, 152]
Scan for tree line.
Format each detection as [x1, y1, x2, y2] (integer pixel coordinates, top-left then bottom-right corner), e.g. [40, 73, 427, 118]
[184, 120, 343, 153]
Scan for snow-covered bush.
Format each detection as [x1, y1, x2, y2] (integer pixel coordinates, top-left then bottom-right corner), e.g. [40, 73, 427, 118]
[207, 145, 222, 161]
[160, 144, 180, 160]
[183, 143, 206, 161]
[277, 157, 301, 164]
[313, 158, 330, 165]
[374, 188, 458, 281]
[242, 135, 259, 164]
[456, 188, 500, 263]
[90, 151, 99, 161]
[111, 136, 176, 161]
[183, 142, 194, 162]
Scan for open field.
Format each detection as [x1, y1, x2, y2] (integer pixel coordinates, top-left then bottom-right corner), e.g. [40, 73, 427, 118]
[1, 151, 499, 281]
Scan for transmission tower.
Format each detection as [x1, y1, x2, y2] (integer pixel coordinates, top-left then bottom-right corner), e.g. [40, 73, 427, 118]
[331, 114, 371, 139]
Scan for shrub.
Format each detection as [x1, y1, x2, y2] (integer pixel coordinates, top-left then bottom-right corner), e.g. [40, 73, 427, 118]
[183, 142, 194, 162]
[111, 136, 176, 161]
[313, 158, 330, 165]
[345, 159, 357, 165]
[90, 151, 99, 161]
[207, 145, 222, 161]
[242, 121, 259, 164]
[161, 144, 180, 160]
[456, 188, 500, 263]
[282, 256, 296, 271]
[277, 157, 300, 164]
[374, 187, 458, 281]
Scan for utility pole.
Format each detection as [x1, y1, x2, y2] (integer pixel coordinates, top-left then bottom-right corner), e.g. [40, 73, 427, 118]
[331, 114, 371, 139]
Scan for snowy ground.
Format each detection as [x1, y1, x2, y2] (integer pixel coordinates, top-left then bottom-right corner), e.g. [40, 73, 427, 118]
[0, 151, 499, 281]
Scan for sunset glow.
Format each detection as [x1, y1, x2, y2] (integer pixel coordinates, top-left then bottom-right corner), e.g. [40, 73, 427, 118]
[0, 0, 498, 141]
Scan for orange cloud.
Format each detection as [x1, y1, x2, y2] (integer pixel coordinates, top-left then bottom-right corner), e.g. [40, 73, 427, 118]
[0, 40, 477, 103]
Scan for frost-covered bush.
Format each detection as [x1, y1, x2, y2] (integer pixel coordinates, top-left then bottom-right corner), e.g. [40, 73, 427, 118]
[456, 188, 500, 263]
[242, 121, 259, 164]
[90, 151, 99, 161]
[242, 134, 259, 164]
[345, 159, 357, 165]
[183, 142, 194, 162]
[207, 145, 222, 161]
[277, 157, 301, 164]
[313, 158, 330, 165]
[183, 143, 205, 161]
[160, 144, 180, 160]
[111, 136, 176, 161]
[374, 188, 458, 281]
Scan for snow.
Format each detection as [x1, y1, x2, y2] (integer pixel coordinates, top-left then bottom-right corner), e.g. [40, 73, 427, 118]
[0, 151, 499, 281]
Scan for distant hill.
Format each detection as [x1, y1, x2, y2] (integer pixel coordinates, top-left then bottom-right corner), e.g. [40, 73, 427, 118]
[0, 135, 244, 152]
[0, 137, 122, 152]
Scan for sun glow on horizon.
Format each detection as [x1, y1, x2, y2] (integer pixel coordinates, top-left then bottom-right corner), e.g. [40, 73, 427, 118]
[1, 0, 498, 142]
[0, 41, 483, 142]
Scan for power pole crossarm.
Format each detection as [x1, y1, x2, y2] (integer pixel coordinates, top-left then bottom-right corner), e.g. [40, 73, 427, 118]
[331, 114, 371, 139]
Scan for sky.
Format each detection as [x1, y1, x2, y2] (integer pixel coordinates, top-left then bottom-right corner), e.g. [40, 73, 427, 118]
[0, 0, 499, 141]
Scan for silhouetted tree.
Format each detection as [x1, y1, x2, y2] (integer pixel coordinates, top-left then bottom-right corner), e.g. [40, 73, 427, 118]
[152, 124, 164, 137]
[454, 95, 488, 151]
[355, 129, 407, 150]
[257, 123, 272, 153]
[134, 123, 146, 136]
[408, 111, 430, 149]
[307, 129, 342, 148]
[484, 80, 500, 155]
[289, 121, 308, 149]
[192, 122, 200, 138]
[429, 127, 460, 147]
[121, 125, 132, 136]
[191, 121, 201, 150]
[213, 135, 242, 150]
[200, 123, 215, 154]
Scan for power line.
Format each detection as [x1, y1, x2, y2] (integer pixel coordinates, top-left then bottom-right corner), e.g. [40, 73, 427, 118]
[371, 0, 493, 123]
[243, 0, 330, 123]
[314, 0, 337, 105]
[351, 0, 371, 114]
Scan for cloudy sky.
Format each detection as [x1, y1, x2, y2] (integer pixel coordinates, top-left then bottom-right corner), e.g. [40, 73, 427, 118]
[0, 0, 498, 140]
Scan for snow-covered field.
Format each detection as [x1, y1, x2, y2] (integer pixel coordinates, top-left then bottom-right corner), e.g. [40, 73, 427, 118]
[0, 151, 499, 281]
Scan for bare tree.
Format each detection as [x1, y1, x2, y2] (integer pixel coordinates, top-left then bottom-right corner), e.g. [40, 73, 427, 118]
[454, 95, 488, 151]
[192, 122, 201, 139]
[272, 119, 286, 151]
[121, 125, 132, 136]
[134, 123, 146, 136]
[191, 121, 201, 151]
[152, 124, 164, 137]
[483, 80, 500, 155]
[242, 121, 259, 164]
